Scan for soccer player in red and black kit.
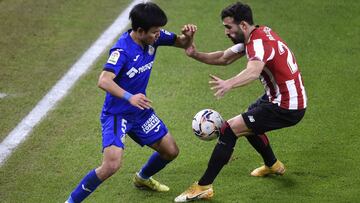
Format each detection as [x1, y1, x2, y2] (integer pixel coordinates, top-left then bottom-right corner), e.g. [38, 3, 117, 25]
[175, 2, 307, 202]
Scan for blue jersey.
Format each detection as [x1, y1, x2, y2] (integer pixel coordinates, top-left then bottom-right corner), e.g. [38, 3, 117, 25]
[102, 29, 176, 115]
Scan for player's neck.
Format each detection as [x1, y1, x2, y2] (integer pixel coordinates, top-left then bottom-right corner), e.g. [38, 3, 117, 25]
[130, 31, 145, 49]
[246, 25, 257, 43]
[248, 25, 256, 34]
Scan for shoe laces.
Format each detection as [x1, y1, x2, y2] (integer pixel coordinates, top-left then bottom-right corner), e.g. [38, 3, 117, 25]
[148, 178, 160, 188]
[184, 183, 201, 194]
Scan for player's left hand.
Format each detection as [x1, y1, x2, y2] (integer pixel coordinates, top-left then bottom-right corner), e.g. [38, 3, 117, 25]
[181, 24, 197, 38]
[209, 74, 232, 99]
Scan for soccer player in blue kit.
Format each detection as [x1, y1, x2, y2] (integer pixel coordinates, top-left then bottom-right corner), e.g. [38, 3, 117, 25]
[65, 2, 197, 203]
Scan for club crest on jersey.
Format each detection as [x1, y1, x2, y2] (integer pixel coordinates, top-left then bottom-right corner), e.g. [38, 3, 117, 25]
[148, 45, 155, 55]
[107, 49, 122, 65]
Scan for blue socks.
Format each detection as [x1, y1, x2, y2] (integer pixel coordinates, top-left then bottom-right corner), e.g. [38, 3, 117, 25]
[67, 153, 170, 202]
[68, 169, 102, 203]
[139, 152, 171, 179]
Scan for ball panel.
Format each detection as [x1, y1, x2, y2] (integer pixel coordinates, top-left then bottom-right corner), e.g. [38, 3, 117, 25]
[191, 109, 224, 141]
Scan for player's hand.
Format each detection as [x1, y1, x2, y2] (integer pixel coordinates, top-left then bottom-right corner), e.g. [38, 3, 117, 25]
[185, 43, 197, 57]
[209, 74, 232, 99]
[129, 93, 152, 110]
[181, 24, 197, 38]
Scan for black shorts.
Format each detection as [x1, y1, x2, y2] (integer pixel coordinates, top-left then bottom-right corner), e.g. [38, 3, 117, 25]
[242, 94, 306, 135]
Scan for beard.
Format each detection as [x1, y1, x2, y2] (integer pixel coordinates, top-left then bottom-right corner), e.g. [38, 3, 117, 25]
[228, 32, 245, 44]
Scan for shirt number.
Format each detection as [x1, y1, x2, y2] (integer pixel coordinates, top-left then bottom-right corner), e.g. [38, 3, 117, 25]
[278, 41, 298, 74]
[121, 119, 127, 134]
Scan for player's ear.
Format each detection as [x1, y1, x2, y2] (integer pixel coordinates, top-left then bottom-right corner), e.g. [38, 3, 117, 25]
[137, 27, 146, 34]
[239, 21, 247, 31]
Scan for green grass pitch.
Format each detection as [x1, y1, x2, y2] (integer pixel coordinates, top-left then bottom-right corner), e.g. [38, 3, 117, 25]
[1, 0, 359, 202]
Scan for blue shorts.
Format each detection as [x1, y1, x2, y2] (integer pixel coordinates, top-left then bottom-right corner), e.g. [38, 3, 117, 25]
[100, 108, 168, 150]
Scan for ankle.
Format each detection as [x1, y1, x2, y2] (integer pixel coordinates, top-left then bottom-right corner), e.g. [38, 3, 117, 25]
[137, 171, 150, 180]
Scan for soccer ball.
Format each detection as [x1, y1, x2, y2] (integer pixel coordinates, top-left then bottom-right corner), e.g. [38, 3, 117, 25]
[192, 109, 224, 141]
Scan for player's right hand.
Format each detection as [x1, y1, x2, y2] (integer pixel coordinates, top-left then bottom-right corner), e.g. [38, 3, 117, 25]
[129, 93, 152, 110]
[209, 74, 231, 99]
[181, 24, 197, 38]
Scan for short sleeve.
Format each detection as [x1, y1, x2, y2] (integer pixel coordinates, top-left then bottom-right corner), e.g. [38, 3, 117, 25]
[230, 43, 245, 54]
[154, 29, 176, 47]
[103, 48, 128, 76]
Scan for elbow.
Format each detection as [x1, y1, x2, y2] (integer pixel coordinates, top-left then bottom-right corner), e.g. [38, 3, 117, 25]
[223, 60, 233, 66]
[97, 77, 107, 90]
[222, 57, 235, 66]
[215, 59, 231, 66]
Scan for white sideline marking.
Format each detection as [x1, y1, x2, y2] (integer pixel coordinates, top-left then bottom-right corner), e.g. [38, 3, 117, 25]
[0, 93, 7, 99]
[0, 0, 146, 166]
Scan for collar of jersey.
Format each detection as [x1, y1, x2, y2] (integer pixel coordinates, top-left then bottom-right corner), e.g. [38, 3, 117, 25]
[126, 29, 149, 52]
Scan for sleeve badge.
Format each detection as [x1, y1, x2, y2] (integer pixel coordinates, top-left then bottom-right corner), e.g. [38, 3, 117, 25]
[107, 50, 121, 65]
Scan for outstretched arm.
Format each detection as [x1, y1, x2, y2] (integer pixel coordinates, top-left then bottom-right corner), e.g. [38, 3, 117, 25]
[209, 60, 264, 98]
[186, 43, 245, 66]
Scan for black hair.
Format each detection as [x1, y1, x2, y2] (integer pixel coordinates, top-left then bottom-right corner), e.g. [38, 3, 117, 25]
[221, 2, 254, 25]
[129, 2, 167, 32]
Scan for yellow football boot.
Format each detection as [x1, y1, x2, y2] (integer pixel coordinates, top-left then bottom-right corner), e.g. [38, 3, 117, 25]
[133, 173, 169, 192]
[251, 160, 286, 177]
[174, 182, 213, 202]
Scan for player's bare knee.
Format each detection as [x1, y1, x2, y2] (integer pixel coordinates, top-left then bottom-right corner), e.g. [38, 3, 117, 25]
[104, 161, 121, 176]
[227, 115, 250, 136]
[163, 146, 179, 160]
[170, 147, 179, 159]
[96, 161, 120, 180]
[238, 132, 254, 137]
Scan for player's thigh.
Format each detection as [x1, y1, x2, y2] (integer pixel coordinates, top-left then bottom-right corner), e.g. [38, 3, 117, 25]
[227, 115, 252, 137]
[150, 133, 179, 160]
